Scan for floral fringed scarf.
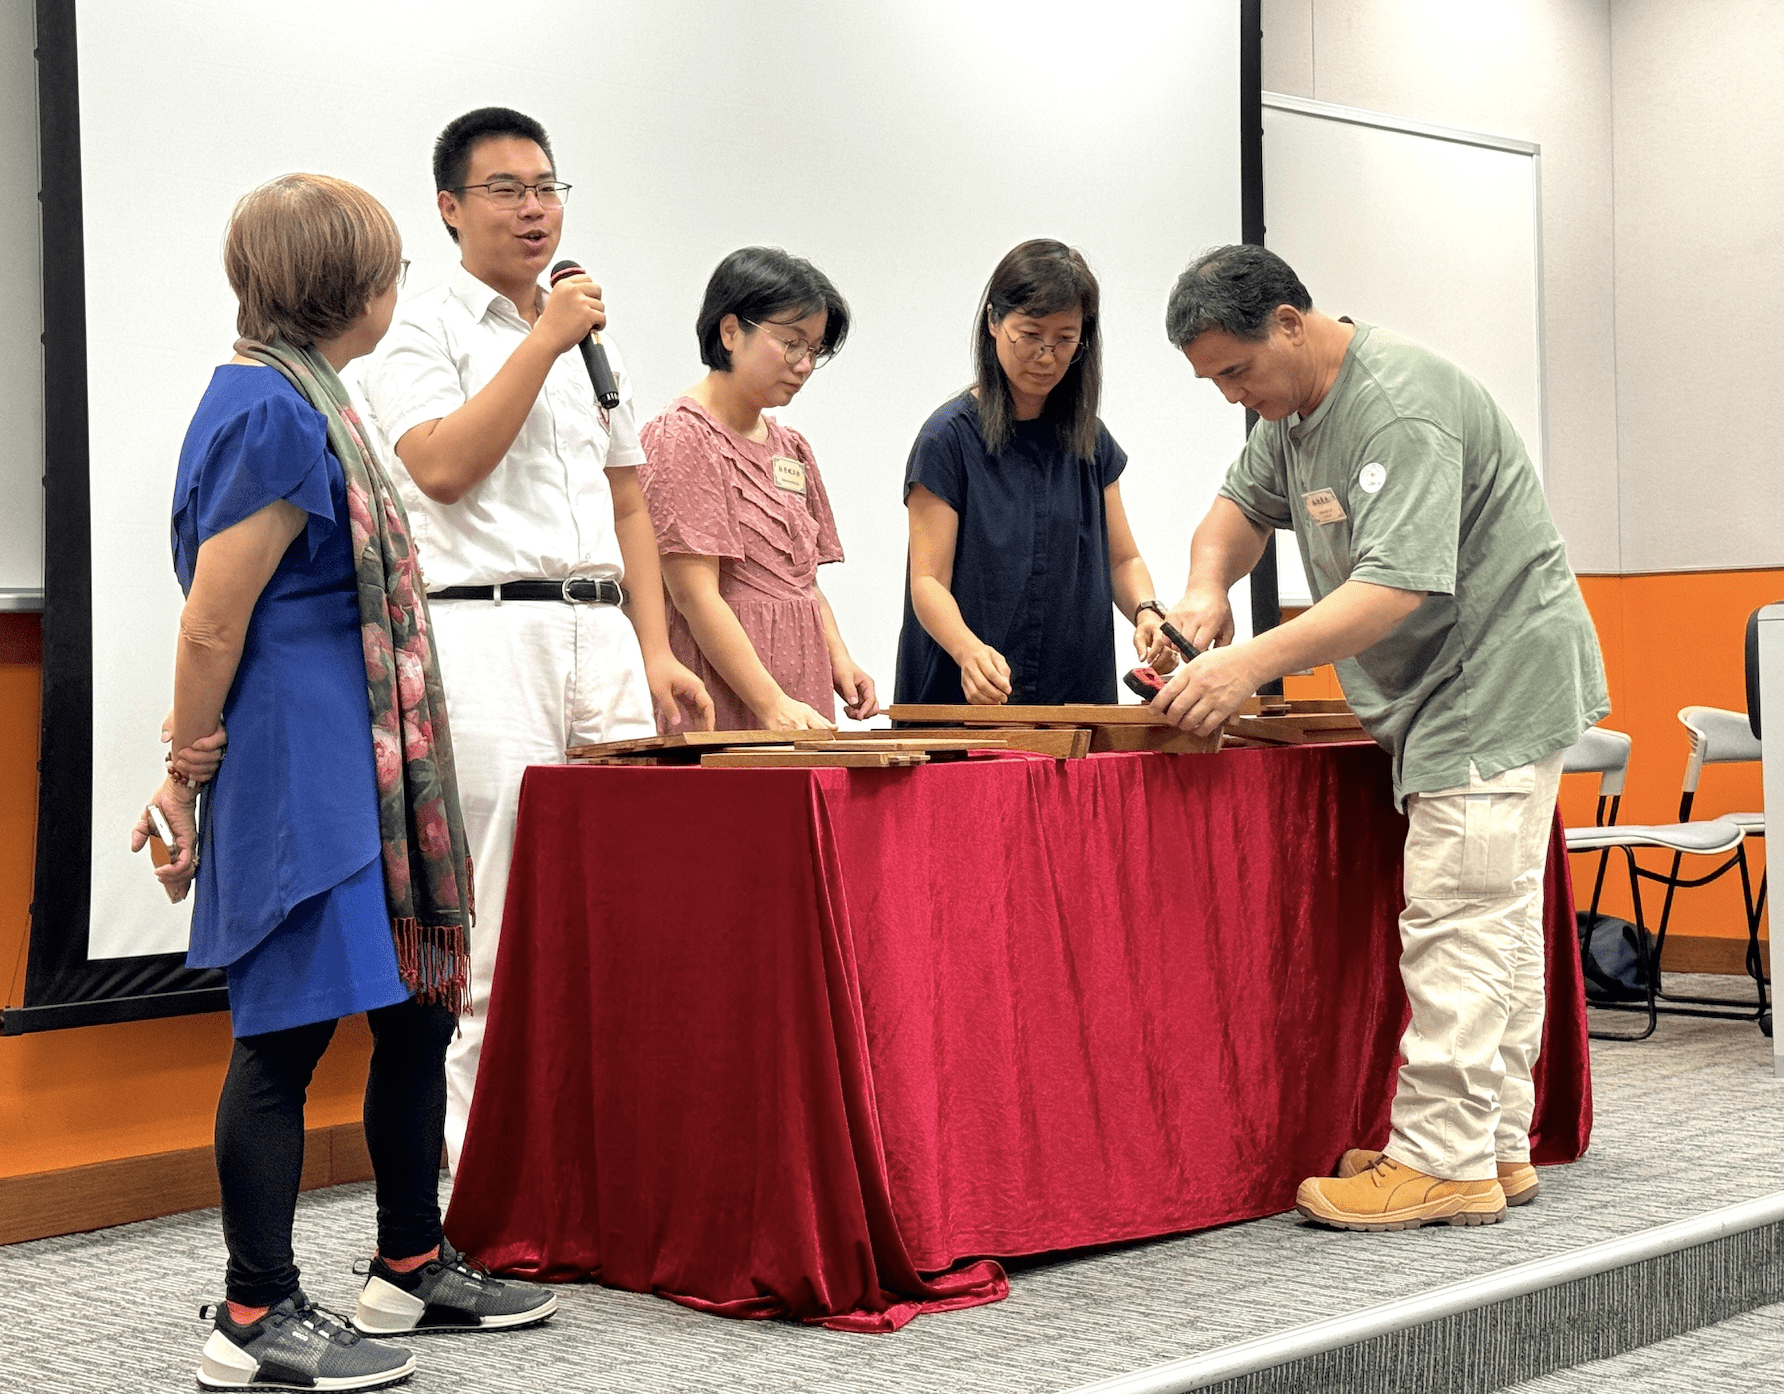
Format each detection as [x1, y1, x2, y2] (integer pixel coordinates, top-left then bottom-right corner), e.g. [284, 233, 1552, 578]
[235, 337, 474, 1013]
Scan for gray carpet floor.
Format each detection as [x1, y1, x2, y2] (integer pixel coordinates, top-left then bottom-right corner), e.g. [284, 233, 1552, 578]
[3, 976, 1779, 1393]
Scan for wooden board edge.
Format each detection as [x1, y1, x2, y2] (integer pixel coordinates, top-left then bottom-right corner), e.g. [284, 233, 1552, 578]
[0, 1121, 374, 1247]
[699, 751, 930, 768]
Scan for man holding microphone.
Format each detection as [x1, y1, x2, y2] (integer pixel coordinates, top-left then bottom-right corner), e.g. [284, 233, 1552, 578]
[360, 107, 712, 1169]
[1155, 245, 1606, 1232]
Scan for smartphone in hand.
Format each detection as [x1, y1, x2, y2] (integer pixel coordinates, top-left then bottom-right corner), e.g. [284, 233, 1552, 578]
[145, 803, 177, 870]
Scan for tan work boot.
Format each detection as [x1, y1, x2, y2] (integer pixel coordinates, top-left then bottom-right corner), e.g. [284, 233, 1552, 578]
[1297, 1154, 1506, 1231]
[1336, 1148, 1540, 1206]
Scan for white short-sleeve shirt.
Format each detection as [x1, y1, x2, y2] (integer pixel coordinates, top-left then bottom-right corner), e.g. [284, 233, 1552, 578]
[356, 263, 647, 591]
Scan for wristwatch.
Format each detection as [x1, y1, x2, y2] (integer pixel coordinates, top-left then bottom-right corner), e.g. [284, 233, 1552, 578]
[1134, 599, 1168, 621]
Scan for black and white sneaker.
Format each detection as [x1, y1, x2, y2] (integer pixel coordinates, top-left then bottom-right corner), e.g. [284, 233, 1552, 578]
[197, 1290, 416, 1390]
[352, 1239, 558, 1334]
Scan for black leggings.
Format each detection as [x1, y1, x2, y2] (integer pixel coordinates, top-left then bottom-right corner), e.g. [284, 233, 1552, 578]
[214, 995, 456, 1308]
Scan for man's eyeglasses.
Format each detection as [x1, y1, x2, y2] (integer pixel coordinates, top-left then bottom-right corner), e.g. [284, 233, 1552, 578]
[745, 320, 833, 369]
[1000, 323, 1084, 364]
[453, 180, 572, 209]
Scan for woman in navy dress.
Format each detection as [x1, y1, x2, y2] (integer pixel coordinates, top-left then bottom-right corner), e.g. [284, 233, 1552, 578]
[133, 174, 551, 1392]
[894, 239, 1177, 706]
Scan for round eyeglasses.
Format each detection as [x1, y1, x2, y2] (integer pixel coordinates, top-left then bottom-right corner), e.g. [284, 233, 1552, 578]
[1000, 323, 1084, 364]
[744, 320, 834, 369]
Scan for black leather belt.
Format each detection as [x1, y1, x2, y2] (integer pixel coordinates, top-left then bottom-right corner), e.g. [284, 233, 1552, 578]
[428, 578, 628, 605]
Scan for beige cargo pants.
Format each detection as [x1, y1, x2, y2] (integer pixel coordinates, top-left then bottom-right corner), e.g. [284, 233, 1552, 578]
[1383, 752, 1567, 1182]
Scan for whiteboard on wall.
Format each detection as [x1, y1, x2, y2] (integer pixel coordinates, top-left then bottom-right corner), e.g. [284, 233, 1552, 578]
[1262, 92, 1545, 606]
[62, 0, 1245, 970]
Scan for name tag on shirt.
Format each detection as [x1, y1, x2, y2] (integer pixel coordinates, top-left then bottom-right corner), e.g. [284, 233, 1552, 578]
[772, 455, 807, 496]
[1302, 488, 1347, 525]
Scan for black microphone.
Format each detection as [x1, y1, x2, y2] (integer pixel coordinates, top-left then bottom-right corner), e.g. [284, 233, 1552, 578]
[549, 259, 621, 410]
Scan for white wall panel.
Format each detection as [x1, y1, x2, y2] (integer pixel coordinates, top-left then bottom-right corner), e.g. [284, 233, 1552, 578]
[1610, 0, 1784, 574]
[1261, 0, 1619, 575]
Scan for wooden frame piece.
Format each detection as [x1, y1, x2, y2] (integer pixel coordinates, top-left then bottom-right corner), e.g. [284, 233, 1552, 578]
[568, 729, 802, 761]
[700, 750, 929, 769]
[1089, 725, 1223, 754]
[827, 727, 1090, 758]
[1224, 713, 1367, 745]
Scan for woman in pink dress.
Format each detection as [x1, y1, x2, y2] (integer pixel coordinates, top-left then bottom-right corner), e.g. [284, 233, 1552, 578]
[639, 247, 877, 730]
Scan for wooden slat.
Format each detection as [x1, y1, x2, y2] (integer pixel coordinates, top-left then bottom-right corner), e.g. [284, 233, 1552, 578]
[1236, 697, 1354, 716]
[889, 703, 1167, 726]
[790, 737, 1005, 753]
[567, 728, 803, 761]
[1224, 713, 1368, 745]
[1088, 724, 1223, 754]
[827, 727, 1089, 758]
[699, 750, 930, 768]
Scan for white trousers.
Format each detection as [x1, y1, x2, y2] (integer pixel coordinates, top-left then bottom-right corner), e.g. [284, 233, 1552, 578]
[1385, 752, 1566, 1182]
[430, 599, 654, 1173]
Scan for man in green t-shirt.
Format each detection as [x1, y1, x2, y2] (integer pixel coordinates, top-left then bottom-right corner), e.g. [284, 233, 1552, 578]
[1157, 244, 1608, 1233]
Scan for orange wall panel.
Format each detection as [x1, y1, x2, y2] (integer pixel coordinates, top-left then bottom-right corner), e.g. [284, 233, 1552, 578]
[1564, 570, 1777, 941]
[1291, 573, 1772, 943]
[0, 616, 372, 1180]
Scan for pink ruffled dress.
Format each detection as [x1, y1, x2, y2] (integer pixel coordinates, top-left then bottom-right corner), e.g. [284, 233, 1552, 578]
[638, 397, 845, 730]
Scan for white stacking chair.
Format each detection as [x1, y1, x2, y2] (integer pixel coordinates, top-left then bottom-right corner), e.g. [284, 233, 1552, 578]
[1562, 725, 1748, 1041]
[1673, 707, 1769, 1028]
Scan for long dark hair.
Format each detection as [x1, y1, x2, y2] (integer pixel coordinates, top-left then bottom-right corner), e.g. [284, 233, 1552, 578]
[971, 239, 1102, 460]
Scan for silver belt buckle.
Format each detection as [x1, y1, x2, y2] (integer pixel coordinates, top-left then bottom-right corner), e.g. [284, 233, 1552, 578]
[561, 576, 580, 604]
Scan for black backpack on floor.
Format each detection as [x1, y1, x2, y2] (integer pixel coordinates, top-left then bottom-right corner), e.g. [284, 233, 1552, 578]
[1577, 911, 1652, 1003]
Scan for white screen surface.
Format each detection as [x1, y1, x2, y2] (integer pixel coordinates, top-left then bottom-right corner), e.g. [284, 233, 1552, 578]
[0, 0, 42, 595]
[1262, 95, 1544, 607]
[79, 0, 1243, 959]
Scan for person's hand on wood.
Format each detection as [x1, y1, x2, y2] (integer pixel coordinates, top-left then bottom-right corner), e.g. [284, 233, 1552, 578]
[1151, 643, 1262, 739]
[833, 661, 879, 722]
[757, 693, 837, 731]
[647, 655, 716, 734]
[957, 642, 1012, 705]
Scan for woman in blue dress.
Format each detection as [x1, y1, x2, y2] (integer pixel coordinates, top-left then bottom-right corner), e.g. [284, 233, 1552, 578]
[894, 239, 1178, 706]
[133, 174, 553, 1391]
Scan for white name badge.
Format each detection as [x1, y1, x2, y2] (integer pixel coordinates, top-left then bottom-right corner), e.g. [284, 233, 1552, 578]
[1302, 487, 1347, 525]
[771, 455, 807, 495]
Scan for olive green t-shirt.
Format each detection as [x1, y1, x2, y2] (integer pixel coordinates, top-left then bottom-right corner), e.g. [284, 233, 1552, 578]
[1219, 322, 1608, 805]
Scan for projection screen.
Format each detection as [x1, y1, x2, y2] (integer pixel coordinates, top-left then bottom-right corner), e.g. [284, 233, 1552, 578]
[14, 0, 1251, 1030]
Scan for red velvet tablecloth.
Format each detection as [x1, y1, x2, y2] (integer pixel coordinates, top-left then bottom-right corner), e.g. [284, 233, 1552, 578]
[445, 744, 1590, 1331]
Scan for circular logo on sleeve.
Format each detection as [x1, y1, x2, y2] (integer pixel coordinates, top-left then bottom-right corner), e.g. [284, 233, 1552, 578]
[1359, 462, 1387, 494]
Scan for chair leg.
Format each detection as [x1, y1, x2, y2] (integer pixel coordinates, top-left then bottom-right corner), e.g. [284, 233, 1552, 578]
[1649, 848, 1684, 999]
[1737, 847, 1769, 1017]
[1588, 846, 1658, 1042]
[1588, 846, 1612, 921]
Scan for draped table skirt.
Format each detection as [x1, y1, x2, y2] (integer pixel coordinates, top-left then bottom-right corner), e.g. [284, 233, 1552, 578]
[445, 744, 1590, 1332]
